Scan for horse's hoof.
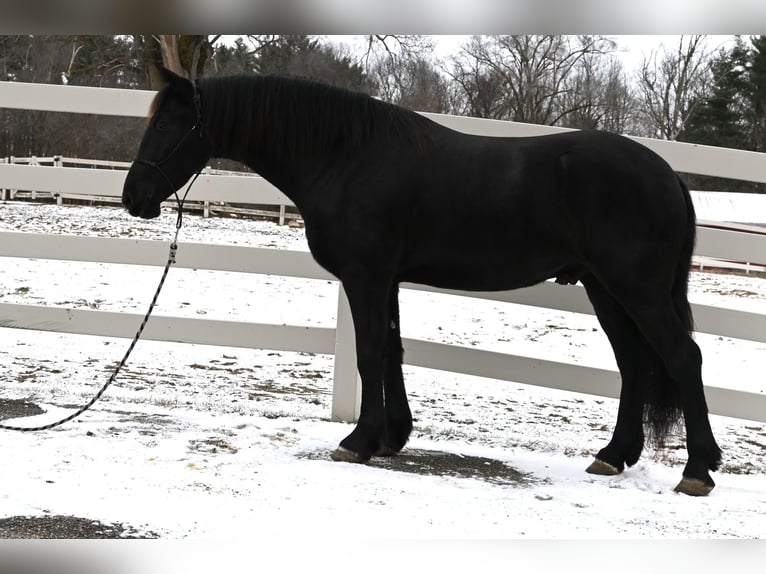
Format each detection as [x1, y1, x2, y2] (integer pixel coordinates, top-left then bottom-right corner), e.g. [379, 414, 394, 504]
[585, 459, 621, 476]
[674, 477, 714, 497]
[330, 447, 366, 463]
[375, 445, 399, 457]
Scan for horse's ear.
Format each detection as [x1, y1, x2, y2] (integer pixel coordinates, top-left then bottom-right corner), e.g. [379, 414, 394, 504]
[148, 64, 167, 91]
[151, 65, 195, 99]
[157, 65, 184, 86]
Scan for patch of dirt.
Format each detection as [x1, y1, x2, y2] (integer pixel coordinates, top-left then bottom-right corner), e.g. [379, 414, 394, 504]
[188, 437, 239, 455]
[245, 377, 328, 398]
[708, 288, 761, 298]
[0, 515, 158, 539]
[0, 399, 45, 421]
[112, 412, 174, 426]
[300, 448, 538, 486]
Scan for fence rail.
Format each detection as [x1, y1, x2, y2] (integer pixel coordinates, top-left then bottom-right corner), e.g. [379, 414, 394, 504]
[2, 80, 766, 424]
[0, 155, 298, 223]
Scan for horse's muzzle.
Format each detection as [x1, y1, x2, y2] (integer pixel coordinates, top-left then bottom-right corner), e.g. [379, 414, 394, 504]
[122, 167, 164, 219]
[121, 188, 162, 219]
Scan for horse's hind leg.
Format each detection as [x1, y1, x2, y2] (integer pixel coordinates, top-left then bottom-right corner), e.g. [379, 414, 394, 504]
[582, 275, 659, 475]
[377, 284, 413, 456]
[595, 276, 721, 494]
[623, 298, 721, 494]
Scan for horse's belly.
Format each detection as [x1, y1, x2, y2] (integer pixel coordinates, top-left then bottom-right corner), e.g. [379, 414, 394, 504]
[399, 249, 573, 292]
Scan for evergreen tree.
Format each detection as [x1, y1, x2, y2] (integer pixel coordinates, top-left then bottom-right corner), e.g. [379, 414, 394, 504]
[680, 38, 750, 150]
[251, 35, 371, 93]
[0, 35, 146, 160]
[679, 36, 766, 193]
[210, 37, 259, 76]
[749, 35, 766, 153]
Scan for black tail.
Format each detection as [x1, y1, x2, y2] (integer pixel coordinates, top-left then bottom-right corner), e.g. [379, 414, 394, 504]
[671, 175, 697, 334]
[643, 175, 694, 445]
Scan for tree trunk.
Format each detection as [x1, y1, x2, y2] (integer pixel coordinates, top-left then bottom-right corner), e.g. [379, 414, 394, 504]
[159, 35, 185, 76]
[148, 35, 211, 87]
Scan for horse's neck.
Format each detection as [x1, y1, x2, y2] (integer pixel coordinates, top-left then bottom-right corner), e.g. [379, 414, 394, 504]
[200, 75, 376, 210]
[244, 152, 328, 212]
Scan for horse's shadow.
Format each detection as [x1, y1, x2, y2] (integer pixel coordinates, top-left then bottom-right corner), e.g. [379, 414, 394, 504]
[301, 448, 538, 487]
[0, 398, 45, 421]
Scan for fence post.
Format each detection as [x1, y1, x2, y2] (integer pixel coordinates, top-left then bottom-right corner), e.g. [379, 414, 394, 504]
[279, 204, 286, 226]
[203, 166, 211, 218]
[30, 156, 38, 200]
[9, 156, 17, 199]
[331, 283, 361, 422]
[54, 155, 63, 205]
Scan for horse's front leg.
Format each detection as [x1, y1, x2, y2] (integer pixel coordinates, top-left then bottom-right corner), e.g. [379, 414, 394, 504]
[331, 274, 392, 463]
[378, 283, 412, 456]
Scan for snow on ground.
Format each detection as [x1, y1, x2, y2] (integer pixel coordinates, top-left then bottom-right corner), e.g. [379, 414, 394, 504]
[0, 202, 765, 539]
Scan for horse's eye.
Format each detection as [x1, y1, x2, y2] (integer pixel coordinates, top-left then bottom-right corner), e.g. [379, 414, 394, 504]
[155, 119, 169, 132]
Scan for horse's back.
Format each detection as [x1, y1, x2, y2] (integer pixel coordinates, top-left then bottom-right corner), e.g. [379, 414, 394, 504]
[403, 128, 681, 234]
[425, 130, 682, 287]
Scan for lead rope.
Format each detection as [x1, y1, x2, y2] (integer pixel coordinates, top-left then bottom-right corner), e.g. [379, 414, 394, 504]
[0, 172, 202, 432]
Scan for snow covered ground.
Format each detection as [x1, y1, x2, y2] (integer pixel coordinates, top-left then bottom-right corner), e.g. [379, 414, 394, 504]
[0, 201, 765, 540]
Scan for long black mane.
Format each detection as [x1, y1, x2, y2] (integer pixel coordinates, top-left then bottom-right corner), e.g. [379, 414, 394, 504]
[196, 74, 433, 159]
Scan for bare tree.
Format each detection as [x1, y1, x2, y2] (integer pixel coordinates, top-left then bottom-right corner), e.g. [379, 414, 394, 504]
[559, 55, 645, 135]
[140, 35, 218, 87]
[358, 35, 446, 111]
[601, 60, 647, 135]
[449, 35, 614, 125]
[558, 51, 608, 130]
[397, 59, 451, 113]
[361, 35, 435, 70]
[370, 55, 451, 113]
[446, 36, 509, 119]
[637, 35, 713, 140]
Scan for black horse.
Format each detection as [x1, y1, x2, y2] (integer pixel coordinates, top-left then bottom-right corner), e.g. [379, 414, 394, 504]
[122, 67, 722, 496]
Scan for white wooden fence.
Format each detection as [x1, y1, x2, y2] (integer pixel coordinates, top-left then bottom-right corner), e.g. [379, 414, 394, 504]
[2, 80, 766, 424]
[0, 155, 298, 223]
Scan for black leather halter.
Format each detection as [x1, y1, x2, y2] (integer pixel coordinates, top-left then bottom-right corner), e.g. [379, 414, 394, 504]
[133, 79, 204, 194]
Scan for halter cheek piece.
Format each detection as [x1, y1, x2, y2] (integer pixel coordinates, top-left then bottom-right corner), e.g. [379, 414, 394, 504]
[133, 79, 204, 195]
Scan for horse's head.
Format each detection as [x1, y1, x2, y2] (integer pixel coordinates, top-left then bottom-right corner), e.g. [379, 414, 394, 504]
[122, 67, 211, 219]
